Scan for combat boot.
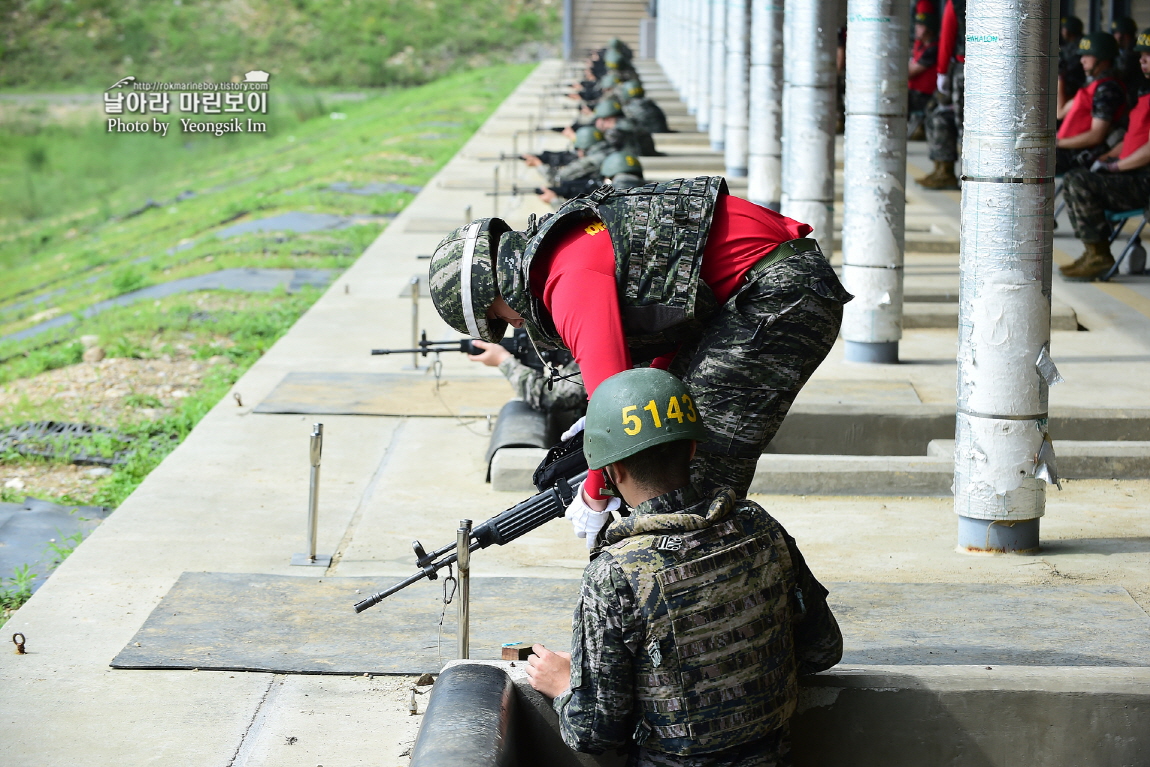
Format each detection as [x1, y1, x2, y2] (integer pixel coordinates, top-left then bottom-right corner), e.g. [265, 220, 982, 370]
[917, 161, 960, 190]
[1060, 241, 1115, 281]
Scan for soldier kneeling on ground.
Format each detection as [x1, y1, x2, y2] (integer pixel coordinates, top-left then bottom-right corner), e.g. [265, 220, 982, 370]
[525, 368, 843, 767]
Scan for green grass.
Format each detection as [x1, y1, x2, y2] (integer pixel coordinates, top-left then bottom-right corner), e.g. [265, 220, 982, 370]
[0, 0, 558, 89]
[0, 62, 535, 517]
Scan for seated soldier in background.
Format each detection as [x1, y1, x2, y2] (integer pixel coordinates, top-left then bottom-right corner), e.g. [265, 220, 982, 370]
[1113, 16, 1143, 106]
[525, 124, 612, 193]
[616, 79, 671, 135]
[1060, 16, 1087, 104]
[1061, 28, 1150, 281]
[525, 368, 843, 767]
[1056, 32, 1127, 175]
[907, 1, 938, 140]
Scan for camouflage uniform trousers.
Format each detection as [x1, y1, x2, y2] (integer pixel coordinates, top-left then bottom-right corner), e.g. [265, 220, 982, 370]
[498, 357, 586, 436]
[632, 729, 789, 767]
[668, 249, 851, 499]
[925, 61, 964, 163]
[1063, 166, 1150, 244]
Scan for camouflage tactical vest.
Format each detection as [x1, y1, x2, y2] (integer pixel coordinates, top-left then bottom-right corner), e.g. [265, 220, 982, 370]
[602, 489, 800, 756]
[499, 176, 727, 362]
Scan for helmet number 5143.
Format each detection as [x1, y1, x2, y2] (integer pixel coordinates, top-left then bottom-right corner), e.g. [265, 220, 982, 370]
[621, 395, 699, 436]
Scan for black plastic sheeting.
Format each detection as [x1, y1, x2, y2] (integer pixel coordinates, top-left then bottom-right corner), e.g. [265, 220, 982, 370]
[0, 497, 111, 591]
[0, 421, 135, 467]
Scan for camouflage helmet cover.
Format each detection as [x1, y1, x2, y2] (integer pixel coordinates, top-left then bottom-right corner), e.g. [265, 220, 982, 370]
[594, 98, 626, 118]
[599, 150, 642, 179]
[584, 368, 706, 470]
[616, 79, 645, 103]
[428, 217, 512, 343]
[574, 125, 605, 149]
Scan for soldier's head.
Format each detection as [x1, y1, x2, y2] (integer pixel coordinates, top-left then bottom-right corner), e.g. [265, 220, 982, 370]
[593, 98, 625, 132]
[429, 218, 524, 342]
[599, 151, 643, 183]
[584, 369, 705, 504]
[1112, 16, 1138, 49]
[913, 0, 936, 39]
[1079, 32, 1119, 74]
[615, 79, 645, 104]
[573, 125, 605, 155]
[1062, 16, 1084, 44]
[1136, 28, 1150, 74]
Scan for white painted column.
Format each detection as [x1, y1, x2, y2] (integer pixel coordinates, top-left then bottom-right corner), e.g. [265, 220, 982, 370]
[725, 0, 751, 176]
[748, 0, 785, 208]
[841, 0, 909, 364]
[709, 0, 728, 150]
[954, 0, 1059, 553]
[697, 0, 713, 131]
[781, 0, 838, 246]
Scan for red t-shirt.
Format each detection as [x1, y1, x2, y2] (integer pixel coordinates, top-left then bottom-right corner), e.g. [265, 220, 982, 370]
[1121, 92, 1150, 159]
[529, 195, 811, 498]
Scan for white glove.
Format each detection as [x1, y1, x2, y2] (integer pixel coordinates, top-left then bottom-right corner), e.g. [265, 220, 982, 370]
[561, 416, 586, 442]
[565, 486, 619, 549]
[936, 73, 951, 96]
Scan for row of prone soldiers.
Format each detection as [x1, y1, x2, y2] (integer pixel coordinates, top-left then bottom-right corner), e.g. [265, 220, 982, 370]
[519, 38, 670, 207]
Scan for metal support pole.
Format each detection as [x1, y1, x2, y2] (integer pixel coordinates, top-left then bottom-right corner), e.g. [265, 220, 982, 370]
[709, 0, 728, 150]
[954, 0, 1058, 554]
[292, 423, 331, 567]
[725, 0, 751, 176]
[563, 0, 574, 60]
[410, 276, 420, 370]
[748, 0, 785, 209]
[492, 165, 499, 218]
[781, 0, 838, 247]
[841, 0, 908, 364]
[457, 519, 472, 659]
[697, 0, 714, 131]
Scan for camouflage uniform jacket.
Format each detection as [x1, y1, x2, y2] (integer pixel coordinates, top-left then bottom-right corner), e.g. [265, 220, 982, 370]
[623, 98, 670, 135]
[498, 176, 727, 363]
[554, 486, 842, 765]
[551, 141, 613, 186]
[497, 357, 587, 414]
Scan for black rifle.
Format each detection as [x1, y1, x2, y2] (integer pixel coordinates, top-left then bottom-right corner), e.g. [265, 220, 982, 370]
[353, 470, 587, 612]
[371, 328, 572, 372]
[484, 184, 543, 197]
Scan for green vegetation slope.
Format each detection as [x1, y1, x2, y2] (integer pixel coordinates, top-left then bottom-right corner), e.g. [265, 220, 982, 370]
[0, 0, 558, 89]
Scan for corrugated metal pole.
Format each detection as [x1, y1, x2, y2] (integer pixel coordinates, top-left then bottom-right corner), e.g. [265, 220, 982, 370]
[841, 0, 908, 364]
[697, 0, 713, 131]
[725, 0, 751, 176]
[954, 0, 1058, 554]
[709, 0, 728, 150]
[748, 0, 785, 209]
[781, 0, 838, 246]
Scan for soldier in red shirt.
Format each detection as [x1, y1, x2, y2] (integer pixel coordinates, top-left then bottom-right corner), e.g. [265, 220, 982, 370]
[908, 0, 939, 134]
[1056, 32, 1128, 175]
[1061, 29, 1150, 280]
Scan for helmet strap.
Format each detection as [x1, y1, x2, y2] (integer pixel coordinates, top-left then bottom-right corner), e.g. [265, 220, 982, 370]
[459, 222, 483, 339]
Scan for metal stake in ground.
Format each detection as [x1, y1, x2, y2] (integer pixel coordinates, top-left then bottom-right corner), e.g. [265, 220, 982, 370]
[456, 519, 472, 659]
[292, 423, 332, 567]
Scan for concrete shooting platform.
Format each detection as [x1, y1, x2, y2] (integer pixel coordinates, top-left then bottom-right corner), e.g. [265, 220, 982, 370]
[2, 60, 1149, 767]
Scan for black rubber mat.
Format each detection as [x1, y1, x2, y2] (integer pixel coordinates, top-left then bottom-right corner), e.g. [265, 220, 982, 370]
[111, 573, 581, 675]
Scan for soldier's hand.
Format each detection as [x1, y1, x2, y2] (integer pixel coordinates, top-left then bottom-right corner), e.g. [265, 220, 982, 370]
[525, 644, 572, 699]
[467, 340, 511, 367]
[538, 188, 559, 203]
[522, 154, 543, 167]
